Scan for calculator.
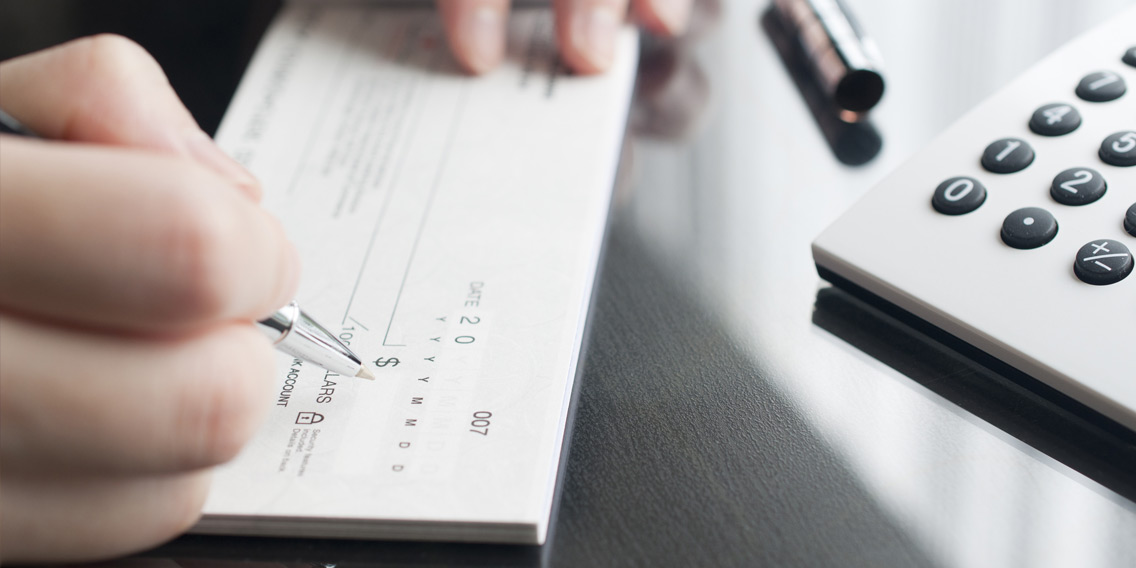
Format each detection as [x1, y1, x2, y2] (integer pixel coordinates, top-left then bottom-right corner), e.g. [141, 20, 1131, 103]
[812, 7, 1136, 431]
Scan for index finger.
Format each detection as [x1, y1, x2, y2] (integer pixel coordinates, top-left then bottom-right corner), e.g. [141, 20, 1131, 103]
[0, 34, 261, 200]
[0, 138, 298, 333]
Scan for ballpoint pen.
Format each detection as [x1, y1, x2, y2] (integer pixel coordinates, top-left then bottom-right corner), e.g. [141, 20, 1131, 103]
[0, 108, 375, 380]
[257, 301, 375, 380]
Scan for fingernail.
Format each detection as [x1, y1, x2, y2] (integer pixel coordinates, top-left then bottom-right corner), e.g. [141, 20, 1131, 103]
[571, 5, 621, 72]
[458, 5, 505, 74]
[652, 0, 691, 35]
[184, 130, 262, 199]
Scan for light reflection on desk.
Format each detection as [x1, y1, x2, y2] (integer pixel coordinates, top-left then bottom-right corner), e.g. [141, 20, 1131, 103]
[620, 0, 1136, 565]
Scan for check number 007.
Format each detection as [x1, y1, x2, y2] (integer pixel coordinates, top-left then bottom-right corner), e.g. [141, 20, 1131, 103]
[470, 411, 493, 436]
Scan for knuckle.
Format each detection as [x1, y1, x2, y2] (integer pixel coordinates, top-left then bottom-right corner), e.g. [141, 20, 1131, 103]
[157, 186, 245, 322]
[75, 34, 160, 78]
[173, 327, 274, 468]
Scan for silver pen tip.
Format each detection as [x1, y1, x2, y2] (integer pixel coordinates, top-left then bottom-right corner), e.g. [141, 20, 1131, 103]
[356, 364, 376, 380]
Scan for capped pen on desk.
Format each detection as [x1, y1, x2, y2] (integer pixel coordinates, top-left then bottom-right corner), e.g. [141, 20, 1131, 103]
[763, 0, 884, 165]
[772, 0, 886, 114]
[0, 108, 375, 381]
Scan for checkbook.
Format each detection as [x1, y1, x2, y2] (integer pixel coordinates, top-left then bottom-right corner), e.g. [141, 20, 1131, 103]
[193, 3, 636, 544]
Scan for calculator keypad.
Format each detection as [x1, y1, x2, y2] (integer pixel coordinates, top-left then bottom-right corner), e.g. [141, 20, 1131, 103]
[928, 54, 1134, 284]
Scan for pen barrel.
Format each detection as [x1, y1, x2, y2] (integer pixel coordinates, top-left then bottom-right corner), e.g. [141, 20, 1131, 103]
[772, 0, 885, 113]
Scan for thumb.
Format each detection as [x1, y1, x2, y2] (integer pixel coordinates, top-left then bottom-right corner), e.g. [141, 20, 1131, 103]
[0, 34, 259, 199]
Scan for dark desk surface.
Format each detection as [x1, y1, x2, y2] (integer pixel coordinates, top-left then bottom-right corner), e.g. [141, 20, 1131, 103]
[3, 1, 1135, 566]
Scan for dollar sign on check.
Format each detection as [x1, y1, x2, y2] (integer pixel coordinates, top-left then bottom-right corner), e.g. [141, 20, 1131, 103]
[373, 357, 401, 368]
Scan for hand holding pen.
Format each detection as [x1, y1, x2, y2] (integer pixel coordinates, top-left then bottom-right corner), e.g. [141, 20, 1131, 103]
[0, 36, 361, 563]
[0, 109, 374, 382]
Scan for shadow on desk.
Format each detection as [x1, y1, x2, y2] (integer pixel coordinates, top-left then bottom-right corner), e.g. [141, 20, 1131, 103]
[148, 536, 541, 567]
[812, 286, 1136, 504]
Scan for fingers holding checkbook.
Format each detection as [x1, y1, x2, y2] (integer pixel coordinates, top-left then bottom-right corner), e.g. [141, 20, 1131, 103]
[437, 0, 692, 74]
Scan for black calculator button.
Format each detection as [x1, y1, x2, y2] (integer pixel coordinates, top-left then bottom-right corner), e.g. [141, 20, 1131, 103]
[1076, 71, 1126, 102]
[1050, 168, 1106, 205]
[1126, 203, 1136, 237]
[1029, 103, 1081, 136]
[982, 138, 1034, 173]
[1001, 207, 1057, 249]
[1074, 240, 1133, 285]
[1100, 131, 1136, 167]
[932, 176, 986, 215]
[1124, 47, 1136, 68]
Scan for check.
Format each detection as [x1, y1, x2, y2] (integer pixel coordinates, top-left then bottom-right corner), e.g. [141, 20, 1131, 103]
[194, 3, 636, 544]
